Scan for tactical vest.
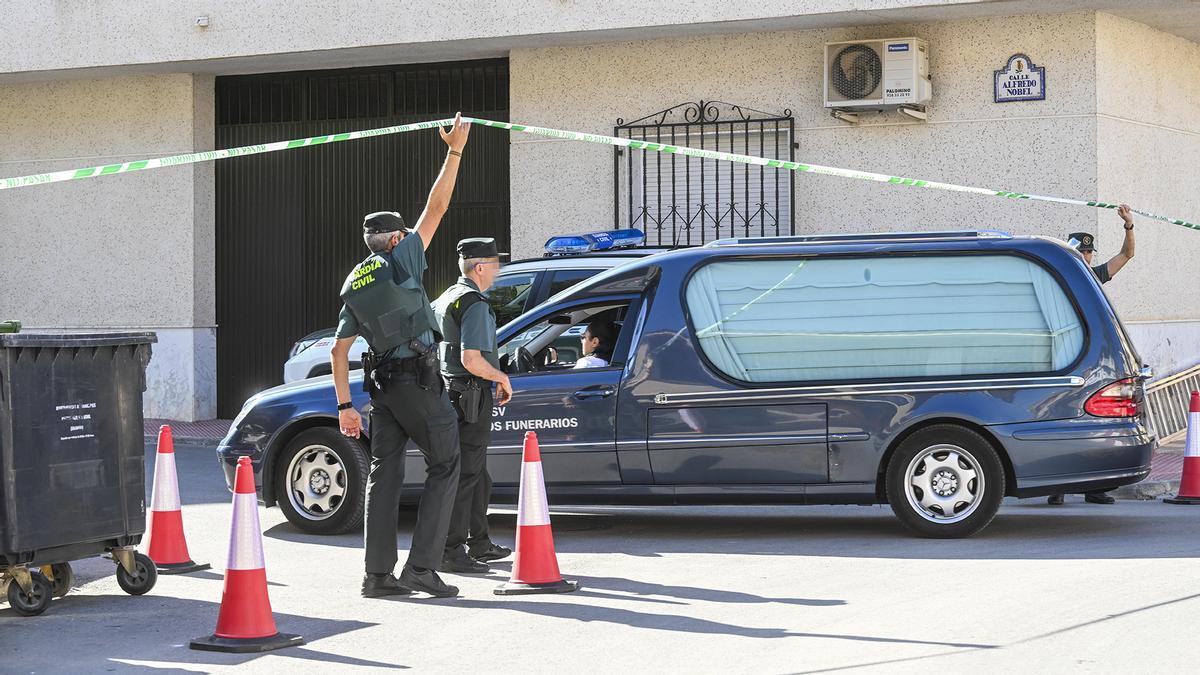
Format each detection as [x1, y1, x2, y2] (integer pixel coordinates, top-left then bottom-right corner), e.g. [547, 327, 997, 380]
[437, 283, 490, 373]
[339, 251, 439, 354]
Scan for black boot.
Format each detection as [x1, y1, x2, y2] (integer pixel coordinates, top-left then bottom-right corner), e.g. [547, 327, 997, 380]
[441, 550, 489, 574]
[362, 573, 413, 598]
[399, 566, 459, 597]
[1084, 491, 1116, 504]
[1046, 494, 1064, 505]
[469, 542, 512, 563]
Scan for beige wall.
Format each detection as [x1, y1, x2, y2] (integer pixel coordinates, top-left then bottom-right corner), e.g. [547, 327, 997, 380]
[1093, 12, 1200, 371]
[0, 73, 217, 419]
[0, 74, 214, 327]
[0, 1, 1056, 77]
[1095, 12, 1200, 320]
[511, 12, 1099, 256]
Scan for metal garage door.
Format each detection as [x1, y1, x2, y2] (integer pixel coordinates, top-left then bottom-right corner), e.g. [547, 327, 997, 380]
[216, 60, 510, 417]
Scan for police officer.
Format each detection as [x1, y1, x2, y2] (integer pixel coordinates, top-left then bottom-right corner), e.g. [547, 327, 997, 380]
[1049, 204, 1137, 506]
[433, 238, 515, 574]
[331, 112, 471, 598]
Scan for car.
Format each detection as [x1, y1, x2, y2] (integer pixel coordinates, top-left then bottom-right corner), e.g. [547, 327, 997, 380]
[281, 229, 666, 382]
[220, 229, 1156, 539]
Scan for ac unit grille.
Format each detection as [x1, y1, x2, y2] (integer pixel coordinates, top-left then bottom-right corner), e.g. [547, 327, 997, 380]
[830, 44, 882, 101]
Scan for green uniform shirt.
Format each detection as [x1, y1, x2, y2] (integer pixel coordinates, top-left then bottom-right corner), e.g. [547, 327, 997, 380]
[335, 233, 435, 361]
[434, 277, 499, 378]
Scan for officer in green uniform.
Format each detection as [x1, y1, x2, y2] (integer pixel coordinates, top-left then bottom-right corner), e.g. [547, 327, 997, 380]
[331, 113, 471, 599]
[1049, 205, 1137, 506]
[433, 238, 515, 574]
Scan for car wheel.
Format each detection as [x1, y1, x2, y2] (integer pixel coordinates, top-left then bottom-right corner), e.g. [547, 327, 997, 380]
[885, 424, 1005, 538]
[274, 427, 368, 535]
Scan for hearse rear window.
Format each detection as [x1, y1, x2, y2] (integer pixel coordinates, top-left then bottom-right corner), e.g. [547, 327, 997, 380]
[685, 255, 1084, 383]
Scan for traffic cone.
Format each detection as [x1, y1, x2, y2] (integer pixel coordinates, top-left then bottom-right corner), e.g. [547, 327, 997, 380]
[1164, 391, 1200, 505]
[495, 432, 579, 595]
[190, 456, 303, 653]
[144, 425, 210, 574]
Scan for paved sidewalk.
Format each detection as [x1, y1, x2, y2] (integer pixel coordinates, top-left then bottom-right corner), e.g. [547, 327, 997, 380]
[1113, 436, 1186, 500]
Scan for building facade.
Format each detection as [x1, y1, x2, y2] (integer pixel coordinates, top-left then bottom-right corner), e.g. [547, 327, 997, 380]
[2, 2, 1198, 420]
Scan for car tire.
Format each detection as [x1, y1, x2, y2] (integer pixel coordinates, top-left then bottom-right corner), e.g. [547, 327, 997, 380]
[274, 427, 368, 535]
[885, 424, 1005, 539]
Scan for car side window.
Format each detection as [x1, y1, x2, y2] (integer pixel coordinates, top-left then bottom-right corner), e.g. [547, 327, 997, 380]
[488, 271, 538, 327]
[686, 254, 1084, 383]
[499, 302, 630, 375]
[547, 269, 601, 298]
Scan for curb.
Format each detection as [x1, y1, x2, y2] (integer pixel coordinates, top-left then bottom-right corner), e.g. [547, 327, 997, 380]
[144, 434, 221, 448]
[1114, 479, 1179, 501]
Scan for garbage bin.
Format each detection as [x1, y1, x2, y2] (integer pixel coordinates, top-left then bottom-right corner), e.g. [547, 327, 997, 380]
[0, 332, 158, 616]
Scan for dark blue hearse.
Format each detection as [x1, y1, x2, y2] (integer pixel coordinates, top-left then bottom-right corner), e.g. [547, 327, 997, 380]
[218, 231, 1156, 538]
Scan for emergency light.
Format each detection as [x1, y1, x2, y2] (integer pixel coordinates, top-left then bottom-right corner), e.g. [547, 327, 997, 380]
[544, 229, 646, 256]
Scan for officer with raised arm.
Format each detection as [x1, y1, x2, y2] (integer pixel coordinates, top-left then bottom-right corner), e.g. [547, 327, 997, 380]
[1048, 203, 1137, 506]
[331, 113, 471, 598]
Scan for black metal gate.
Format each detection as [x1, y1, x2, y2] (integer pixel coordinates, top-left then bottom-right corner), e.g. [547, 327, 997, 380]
[614, 101, 795, 246]
[216, 60, 510, 417]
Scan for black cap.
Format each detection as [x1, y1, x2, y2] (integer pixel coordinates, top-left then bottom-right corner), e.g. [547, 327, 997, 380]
[457, 237, 501, 260]
[1068, 232, 1095, 252]
[363, 211, 409, 234]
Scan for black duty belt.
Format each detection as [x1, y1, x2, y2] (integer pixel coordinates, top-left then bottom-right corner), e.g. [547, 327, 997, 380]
[377, 357, 421, 376]
[445, 374, 484, 392]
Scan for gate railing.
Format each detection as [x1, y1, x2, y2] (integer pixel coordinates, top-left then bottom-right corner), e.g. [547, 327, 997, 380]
[1145, 363, 1200, 443]
[614, 100, 795, 247]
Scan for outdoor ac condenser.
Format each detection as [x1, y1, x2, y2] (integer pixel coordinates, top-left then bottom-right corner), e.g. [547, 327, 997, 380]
[824, 38, 931, 109]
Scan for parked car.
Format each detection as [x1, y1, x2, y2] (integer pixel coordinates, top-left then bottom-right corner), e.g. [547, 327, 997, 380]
[281, 230, 665, 382]
[221, 230, 1155, 539]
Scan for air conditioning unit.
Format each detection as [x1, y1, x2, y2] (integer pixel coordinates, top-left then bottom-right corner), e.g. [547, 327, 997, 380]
[824, 38, 931, 109]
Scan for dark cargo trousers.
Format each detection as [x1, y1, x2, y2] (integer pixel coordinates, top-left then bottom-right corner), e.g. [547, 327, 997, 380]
[365, 375, 460, 574]
[445, 382, 494, 553]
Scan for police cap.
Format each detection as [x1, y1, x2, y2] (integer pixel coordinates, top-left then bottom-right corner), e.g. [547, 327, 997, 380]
[457, 237, 501, 260]
[363, 211, 410, 235]
[1068, 232, 1095, 252]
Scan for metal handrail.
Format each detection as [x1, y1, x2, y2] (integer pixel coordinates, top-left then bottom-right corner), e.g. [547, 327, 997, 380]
[1145, 363, 1200, 443]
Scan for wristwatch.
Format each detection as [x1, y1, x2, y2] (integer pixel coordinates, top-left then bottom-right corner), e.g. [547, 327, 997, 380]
[1124, 222, 1134, 230]
[337, 401, 354, 411]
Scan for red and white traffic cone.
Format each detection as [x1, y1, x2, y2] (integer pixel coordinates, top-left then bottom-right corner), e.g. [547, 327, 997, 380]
[144, 425, 210, 574]
[495, 432, 579, 595]
[1164, 391, 1200, 505]
[190, 456, 303, 653]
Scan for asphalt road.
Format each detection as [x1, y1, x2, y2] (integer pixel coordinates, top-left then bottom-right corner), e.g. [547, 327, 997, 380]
[2, 443, 1197, 673]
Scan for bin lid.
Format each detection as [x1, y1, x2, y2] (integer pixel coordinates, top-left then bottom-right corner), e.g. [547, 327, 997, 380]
[0, 332, 158, 348]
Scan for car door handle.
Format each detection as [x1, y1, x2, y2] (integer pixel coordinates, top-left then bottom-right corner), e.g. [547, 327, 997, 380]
[574, 386, 615, 400]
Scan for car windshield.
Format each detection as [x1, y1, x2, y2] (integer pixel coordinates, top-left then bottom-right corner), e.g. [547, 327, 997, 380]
[540, 260, 656, 311]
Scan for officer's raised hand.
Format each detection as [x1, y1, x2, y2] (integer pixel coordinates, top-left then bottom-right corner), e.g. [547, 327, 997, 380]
[339, 405, 362, 439]
[439, 111, 471, 152]
[412, 112, 473, 250]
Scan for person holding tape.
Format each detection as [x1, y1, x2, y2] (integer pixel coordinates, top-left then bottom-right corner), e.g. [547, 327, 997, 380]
[1048, 203, 1137, 506]
[331, 113, 471, 598]
[432, 238, 516, 574]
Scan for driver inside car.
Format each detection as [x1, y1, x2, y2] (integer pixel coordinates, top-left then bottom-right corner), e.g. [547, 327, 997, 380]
[573, 319, 616, 369]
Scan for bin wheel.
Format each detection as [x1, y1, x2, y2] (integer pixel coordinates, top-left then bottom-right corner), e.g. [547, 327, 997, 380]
[42, 563, 74, 598]
[115, 553, 157, 596]
[7, 571, 53, 616]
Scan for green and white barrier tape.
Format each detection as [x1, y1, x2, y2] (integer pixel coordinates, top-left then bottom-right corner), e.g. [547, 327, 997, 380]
[0, 118, 454, 191]
[2, 115, 1196, 233]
